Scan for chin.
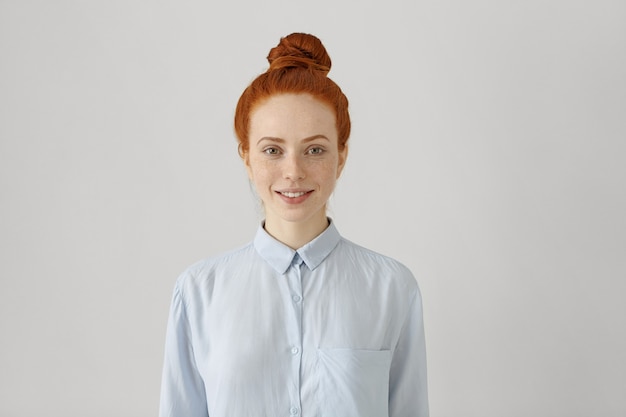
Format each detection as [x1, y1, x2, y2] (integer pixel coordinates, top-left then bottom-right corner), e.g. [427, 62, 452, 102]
[271, 207, 327, 225]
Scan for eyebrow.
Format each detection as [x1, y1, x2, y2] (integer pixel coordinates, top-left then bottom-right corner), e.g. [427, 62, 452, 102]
[256, 134, 330, 145]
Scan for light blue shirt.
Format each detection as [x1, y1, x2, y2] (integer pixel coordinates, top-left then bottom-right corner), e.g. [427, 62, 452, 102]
[159, 221, 428, 417]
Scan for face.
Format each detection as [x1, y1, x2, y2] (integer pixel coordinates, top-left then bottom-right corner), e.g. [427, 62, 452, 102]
[244, 93, 347, 232]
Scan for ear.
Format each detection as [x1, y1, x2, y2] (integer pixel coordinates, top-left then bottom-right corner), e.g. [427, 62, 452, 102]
[336, 145, 348, 179]
[243, 152, 254, 180]
[239, 144, 254, 180]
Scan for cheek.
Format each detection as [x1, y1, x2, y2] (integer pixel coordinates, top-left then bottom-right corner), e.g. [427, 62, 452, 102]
[312, 160, 340, 185]
[317, 157, 340, 173]
[247, 161, 275, 186]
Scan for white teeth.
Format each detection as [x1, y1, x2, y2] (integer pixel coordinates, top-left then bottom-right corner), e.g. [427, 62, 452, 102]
[280, 191, 307, 198]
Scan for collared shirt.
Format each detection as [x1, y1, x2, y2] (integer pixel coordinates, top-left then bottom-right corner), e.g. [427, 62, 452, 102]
[159, 221, 428, 417]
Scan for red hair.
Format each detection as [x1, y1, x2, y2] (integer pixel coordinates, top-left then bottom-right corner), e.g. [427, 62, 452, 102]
[234, 33, 351, 154]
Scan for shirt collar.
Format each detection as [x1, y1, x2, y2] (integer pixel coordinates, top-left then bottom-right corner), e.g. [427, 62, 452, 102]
[253, 219, 342, 274]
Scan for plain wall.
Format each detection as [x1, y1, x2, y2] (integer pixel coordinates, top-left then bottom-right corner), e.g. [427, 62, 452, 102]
[1, 1, 624, 416]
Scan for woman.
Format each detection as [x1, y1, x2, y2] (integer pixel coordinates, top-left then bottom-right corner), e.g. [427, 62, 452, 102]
[160, 32, 429, 417]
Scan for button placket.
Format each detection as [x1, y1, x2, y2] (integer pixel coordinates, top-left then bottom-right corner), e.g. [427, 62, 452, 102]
[285, 253, 304, 415]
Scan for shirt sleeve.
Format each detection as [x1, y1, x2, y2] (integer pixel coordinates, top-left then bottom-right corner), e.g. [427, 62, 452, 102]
[159, 278, 209, 417]
[388, 284, 429, 417]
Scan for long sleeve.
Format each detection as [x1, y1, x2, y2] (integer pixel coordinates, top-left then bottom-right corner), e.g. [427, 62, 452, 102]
[388, 285, 429, 417]
[159, 280, 209, 417]
[157, 223, 429, 416]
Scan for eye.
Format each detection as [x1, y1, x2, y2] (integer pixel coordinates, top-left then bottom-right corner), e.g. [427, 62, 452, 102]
[263, 147, 281, 155]
[307, 147, 324, 155]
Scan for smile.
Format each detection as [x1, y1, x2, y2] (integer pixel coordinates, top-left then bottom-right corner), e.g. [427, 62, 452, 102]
[278, 191, 310, 198]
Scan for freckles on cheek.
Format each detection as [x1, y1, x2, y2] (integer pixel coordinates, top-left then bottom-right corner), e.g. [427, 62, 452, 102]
[249, 164, 274, 190]
[248, 159, 269, 174]
[316, 159, 339, 175]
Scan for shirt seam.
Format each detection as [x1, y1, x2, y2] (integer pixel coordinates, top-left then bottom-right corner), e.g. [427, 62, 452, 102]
[393, 285, 419, 354]
[176, 278, 203, 381]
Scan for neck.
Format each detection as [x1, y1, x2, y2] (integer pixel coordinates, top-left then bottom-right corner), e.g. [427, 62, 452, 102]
[264, 215, 329, 249]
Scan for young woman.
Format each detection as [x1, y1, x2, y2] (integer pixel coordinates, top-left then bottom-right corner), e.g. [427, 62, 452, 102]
[159, 33, 429, 417]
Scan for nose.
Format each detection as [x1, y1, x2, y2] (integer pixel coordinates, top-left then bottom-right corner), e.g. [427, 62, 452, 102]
[283, 153, 306, 181]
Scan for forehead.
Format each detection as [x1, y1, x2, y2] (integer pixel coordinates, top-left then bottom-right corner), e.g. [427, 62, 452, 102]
[249, 93, 337, 140]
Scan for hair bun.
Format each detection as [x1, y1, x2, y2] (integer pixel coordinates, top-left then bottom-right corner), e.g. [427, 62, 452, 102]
[267, 33, 331, 75]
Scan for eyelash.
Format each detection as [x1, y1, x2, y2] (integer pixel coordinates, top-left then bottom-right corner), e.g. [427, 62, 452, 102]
[263, 147, 280, 155]
[307, 147, 324, 155]
[262, 147, 325, 156]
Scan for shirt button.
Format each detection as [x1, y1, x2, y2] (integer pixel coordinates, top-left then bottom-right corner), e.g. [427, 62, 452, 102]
[291, 347, 299, 355]
[292, 295, 301, 302]
[290, 407, 299, 415]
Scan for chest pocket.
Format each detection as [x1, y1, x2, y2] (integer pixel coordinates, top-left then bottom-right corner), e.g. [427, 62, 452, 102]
[317, 348, 392, 417]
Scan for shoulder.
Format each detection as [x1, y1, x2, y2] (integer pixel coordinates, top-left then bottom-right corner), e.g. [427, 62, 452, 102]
[334, 237, 419, 292]
[336, 237, 414, 275]
[174, 242, 256, 298]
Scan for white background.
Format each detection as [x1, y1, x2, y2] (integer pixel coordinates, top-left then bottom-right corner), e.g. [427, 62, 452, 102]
[1, 1, 624, 416]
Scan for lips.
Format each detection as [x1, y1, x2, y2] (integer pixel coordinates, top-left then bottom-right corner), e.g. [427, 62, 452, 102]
[275, 189, 313, 204]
